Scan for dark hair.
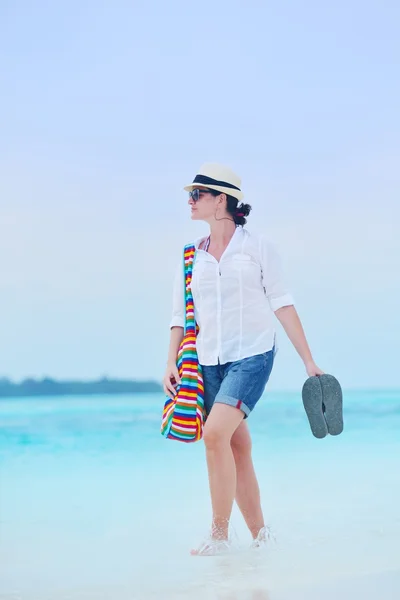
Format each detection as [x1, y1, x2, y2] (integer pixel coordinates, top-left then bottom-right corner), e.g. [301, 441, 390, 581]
[209, 190, 252, 225]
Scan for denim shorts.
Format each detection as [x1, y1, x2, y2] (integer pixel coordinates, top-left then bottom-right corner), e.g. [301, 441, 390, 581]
[201, 350, 275, 419]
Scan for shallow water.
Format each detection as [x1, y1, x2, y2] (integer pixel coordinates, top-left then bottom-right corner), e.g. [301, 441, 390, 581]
[1, 390, 399, 599]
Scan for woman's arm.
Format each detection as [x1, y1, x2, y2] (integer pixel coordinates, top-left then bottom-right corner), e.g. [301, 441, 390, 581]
[163, 326, 184, 399]
[167, 326, 184, 365]
[274, 305, 324, 377]
[163, 259, 185, 399]
[259, 237, 323, 377]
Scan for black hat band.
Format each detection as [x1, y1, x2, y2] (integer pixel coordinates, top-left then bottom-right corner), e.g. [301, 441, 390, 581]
[192, 174, 241, 191]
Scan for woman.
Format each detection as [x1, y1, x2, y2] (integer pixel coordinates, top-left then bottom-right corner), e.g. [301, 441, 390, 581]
[163, 163, 324, 556]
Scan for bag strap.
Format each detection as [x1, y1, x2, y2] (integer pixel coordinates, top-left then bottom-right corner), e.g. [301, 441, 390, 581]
[182, 243, 196, 336]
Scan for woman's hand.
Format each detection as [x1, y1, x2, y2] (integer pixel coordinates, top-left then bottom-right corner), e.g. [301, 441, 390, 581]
[163, 361, 181, 400]
[305, 360, 325, 378]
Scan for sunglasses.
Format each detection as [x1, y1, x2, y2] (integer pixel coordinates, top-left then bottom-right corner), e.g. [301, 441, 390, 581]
[189, 188, 213, 202]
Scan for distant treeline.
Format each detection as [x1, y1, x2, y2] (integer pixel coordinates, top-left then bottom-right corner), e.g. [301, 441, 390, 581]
[0, 377, 162, 398]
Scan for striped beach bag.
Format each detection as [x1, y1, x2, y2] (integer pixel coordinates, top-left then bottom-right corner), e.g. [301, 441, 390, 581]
[161, 243, 206, 442]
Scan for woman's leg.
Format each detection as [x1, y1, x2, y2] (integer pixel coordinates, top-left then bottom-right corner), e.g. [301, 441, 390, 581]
[231, 421, 265, 539]
[192, 352, 274, 553]
[198, 403, 244, 542]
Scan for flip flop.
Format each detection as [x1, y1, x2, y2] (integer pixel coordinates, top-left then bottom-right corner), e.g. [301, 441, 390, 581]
[319, 374, 344, 436]
[302, 374, 344, 438]
[302, 376, 328, 438]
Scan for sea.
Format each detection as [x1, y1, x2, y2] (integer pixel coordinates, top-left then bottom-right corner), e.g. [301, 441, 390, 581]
[1, 390, 399, 600]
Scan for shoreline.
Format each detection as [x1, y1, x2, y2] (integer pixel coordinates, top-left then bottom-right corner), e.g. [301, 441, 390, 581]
[0, 377, 162, 398]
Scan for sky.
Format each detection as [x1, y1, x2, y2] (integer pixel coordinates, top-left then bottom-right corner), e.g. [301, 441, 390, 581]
[0, 0, 399, 390]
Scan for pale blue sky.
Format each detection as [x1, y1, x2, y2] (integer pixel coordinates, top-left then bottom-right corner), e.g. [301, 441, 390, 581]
[0, 1, 398, 389]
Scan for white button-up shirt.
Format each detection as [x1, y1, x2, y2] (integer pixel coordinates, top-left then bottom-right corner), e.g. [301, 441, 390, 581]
[170, 227, 294, 366]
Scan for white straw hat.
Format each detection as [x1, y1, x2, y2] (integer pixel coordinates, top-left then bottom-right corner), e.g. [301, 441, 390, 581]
[184, 163, 244, 201]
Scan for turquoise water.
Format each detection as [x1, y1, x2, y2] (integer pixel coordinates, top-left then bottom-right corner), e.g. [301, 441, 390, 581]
[1, 390, 399, 599]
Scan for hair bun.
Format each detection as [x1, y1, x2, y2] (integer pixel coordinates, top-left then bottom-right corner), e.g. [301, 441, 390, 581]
[234, 202, 251, 225]
[225, 195, 252, 225]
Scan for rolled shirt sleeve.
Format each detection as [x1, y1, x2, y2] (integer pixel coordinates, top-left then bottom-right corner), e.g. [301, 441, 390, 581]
[259, 236, 294, 312]
[170, 259, 185, 328]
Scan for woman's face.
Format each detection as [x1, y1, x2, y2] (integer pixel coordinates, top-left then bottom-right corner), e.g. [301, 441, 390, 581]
[188, 187, 221, 222]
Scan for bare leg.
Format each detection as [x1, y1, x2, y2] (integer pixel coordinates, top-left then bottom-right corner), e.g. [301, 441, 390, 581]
[231, 421, 265, 539]
[192, 403, 244, 552]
